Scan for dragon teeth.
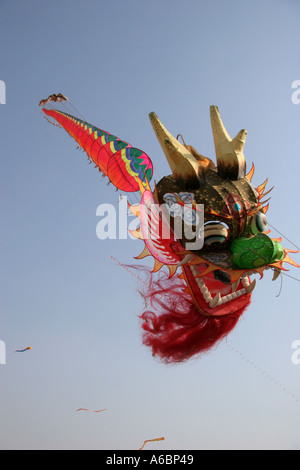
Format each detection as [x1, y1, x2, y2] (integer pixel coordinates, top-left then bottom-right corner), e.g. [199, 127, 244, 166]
[231, 280, 240, 292]
[245, 279, 256, 293]
[196, 277, 212, 302]
[272, 268, 281, 281]
[188, 267, 257, 308]
[241, 276, 250, 287]
[209, 293, 221, 308]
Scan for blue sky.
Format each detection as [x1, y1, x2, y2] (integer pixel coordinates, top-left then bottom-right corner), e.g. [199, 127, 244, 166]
[0, 0, 300, 450]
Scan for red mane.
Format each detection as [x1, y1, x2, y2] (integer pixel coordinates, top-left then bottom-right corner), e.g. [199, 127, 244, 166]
[138, 269, 248, 363]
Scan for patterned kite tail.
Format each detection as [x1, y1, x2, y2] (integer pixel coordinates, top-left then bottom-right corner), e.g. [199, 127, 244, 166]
[41, 104, 153, 193]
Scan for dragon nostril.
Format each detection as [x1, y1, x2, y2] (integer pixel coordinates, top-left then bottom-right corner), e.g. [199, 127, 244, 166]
[213, 270, 231, 285]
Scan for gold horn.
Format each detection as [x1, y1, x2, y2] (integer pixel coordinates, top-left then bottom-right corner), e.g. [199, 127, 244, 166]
[149, 112, 206, 187]
[210, 105, 246, 180]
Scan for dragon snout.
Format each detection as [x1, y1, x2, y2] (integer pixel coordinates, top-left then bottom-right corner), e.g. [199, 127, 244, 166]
[230, 233, 284, 269]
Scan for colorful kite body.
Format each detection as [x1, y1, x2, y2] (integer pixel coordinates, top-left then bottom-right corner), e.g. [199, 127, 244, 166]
[14, 347, 31, 353]
[40, 94, 299, 363]
[42, 106, 153, 192]
[139, 437, 165, 450]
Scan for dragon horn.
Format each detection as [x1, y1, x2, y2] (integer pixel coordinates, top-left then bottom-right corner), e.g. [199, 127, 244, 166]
[149, 112, 206, 186]
[210, 105, 247, 180]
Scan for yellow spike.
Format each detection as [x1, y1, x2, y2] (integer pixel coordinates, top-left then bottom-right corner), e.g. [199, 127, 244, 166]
[129, 203, 141, 216]
[142, 173, 152, 191]
[195, 264, 218, 278]
[149, 112, 204, 186]
[135, 245, 151, 260]
[228, 269, 250, 283]
[210, 105, 247, 180]
[282, 251, 300, 268]
[257, 178, 268, 195]
[259, 186, 274, 199]
[168, 264, 178, 278]
[134, 176, 146, 195]
[129, 228, 143, 240]
[269, 261, 288, 271]
[270, 237, 282, 243]
[261, 203, 269, 214]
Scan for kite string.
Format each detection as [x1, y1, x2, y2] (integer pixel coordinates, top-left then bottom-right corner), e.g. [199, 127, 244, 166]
[268, 223, 300, 251]
[225, 342, 299, 403]
[268, 222, 300, 284]
[276, 272, 283, 298]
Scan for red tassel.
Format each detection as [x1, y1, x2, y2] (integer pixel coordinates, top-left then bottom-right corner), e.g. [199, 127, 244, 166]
[138, 269, 249, 363]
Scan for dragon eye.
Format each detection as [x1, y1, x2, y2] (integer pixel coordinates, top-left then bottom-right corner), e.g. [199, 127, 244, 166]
[204, 222, 228, 246]
[251, 212, 268, 234]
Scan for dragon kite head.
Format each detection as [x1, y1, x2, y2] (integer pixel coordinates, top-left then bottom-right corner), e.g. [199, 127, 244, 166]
[131, 106, 299, 331]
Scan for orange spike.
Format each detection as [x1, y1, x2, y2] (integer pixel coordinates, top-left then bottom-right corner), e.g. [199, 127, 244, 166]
[248, 198, 272, 215]
[269, 261, 289, 271]
[245, 162, 255, 182]
[261, 203, 269, 214]
[129, 228, 143, 240]
[259, 186, 274, 199]
[168, 264, 178, 278]
[195, 264, 219, 278]
[134, 176, 146, 195]
[135, 175, 151, 193]
[143, 173, 152, 192]
[229, 269, 252, 283]
[271, 237, 282, 243]
[135, 245, 151, 260]
[256, 178, 268, 195]
[152, 259, 165, 273]
[128, 203, 140, 216]
[282, 251, 300, 268]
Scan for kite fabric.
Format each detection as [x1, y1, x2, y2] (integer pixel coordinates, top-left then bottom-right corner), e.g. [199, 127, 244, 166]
[40, 94, 300, 363]
[139, 437, 165, 450]
[40, 95, 153, 192]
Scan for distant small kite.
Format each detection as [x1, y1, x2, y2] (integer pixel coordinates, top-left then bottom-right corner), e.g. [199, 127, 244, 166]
[76, 408, 107, 413]
[139, 437, 165, 450]
[14, 347, 31, 353]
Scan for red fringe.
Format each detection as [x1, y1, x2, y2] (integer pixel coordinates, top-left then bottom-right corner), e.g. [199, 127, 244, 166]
[138, 268, 248, 363]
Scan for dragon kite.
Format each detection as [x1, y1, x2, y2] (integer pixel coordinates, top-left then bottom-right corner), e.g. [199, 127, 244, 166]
[40, 95, 299, 363]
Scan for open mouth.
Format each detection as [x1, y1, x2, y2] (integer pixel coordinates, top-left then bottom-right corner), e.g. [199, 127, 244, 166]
[181, 262, 256, 317]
